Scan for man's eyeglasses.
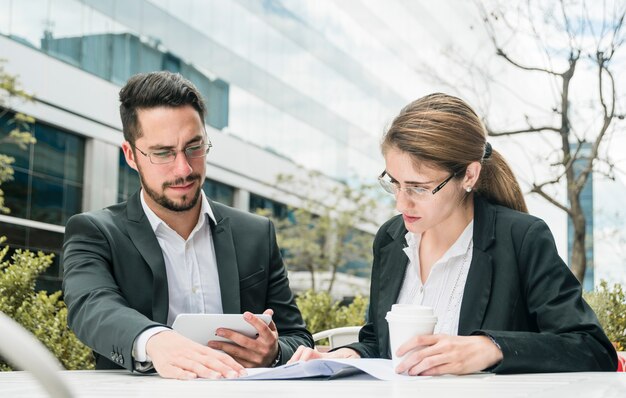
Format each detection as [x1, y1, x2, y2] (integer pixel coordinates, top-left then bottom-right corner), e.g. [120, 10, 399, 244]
[133, 142, 212, 165]
[378, 170, 457, 199]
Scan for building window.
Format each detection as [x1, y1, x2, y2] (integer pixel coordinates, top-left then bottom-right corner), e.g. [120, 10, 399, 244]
[39, 30, 229, 130]
[203, 178, 235, 207]
[249, 193, 289, 219]
[1, 113, 84, 226]
[1, 113, 84, 293]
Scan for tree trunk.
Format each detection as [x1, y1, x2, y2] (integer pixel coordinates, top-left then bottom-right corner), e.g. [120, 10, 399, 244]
[327, 264, 337, 294]
[308, 265, 316, 291]
[569, 196, 587, 282]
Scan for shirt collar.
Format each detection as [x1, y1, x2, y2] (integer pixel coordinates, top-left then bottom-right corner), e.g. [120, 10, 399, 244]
[140, 189, 217, 234]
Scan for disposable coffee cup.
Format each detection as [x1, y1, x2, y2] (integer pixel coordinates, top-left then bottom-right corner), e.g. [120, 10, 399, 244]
[386, 305, 437, 368]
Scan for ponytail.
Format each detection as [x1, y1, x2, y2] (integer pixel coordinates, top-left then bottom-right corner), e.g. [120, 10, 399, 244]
[477, 149, 527, 213]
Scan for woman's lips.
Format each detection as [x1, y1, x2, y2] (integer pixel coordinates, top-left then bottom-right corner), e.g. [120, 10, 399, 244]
[402, 214, 421, 223]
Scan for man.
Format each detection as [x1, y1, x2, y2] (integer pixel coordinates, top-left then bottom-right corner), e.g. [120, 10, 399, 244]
[62, 71, 313, 380]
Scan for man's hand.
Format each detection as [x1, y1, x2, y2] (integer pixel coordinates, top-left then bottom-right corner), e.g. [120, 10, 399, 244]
[287, 346, 360, 363]
[207, 309, 279, 368]
[146, 330, 246, 380]
[395, 334, 503, 376]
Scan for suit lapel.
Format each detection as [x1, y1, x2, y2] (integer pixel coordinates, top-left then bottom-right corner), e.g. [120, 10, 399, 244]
[458, 196, 496, 335]
[209, 202, 241, 314]
[125, 192, 169, 324]
[377, 219, 409, 356]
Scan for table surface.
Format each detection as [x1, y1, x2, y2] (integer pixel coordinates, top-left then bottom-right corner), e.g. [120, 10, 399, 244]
[1, 370, 625, 398]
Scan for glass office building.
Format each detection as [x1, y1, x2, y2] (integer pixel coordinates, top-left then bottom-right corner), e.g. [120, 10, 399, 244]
[4, 0, 481, 292]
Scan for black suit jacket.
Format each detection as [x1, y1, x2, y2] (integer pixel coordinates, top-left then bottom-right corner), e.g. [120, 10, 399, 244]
[62, 191, 313, 370]
[344, 196, 617, 373]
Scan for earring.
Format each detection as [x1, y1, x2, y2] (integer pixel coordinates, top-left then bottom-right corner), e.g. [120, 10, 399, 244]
[465, 186, 472, 193]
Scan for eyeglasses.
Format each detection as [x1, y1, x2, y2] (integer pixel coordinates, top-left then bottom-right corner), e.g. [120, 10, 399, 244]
[133, 141, 212, 164]
[378, 170, 457, 199]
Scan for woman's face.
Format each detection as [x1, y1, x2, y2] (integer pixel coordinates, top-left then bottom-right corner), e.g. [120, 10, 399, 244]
[383, 147, 467, 235]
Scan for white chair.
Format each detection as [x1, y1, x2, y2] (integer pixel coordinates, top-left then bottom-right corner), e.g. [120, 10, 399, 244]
[312, 326, 361, 349]
[0, 312, 75, 397]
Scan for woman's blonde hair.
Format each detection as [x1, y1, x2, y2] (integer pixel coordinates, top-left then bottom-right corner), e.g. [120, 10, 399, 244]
[381, 93, 527, 213]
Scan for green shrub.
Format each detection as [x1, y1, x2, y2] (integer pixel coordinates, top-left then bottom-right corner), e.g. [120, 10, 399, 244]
[296, 289, 367, 344]
[584, 280, 626, 351]
[0, 238, 94, 371]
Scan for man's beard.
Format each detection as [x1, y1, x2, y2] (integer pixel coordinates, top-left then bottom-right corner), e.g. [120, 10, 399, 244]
[140, 173, 203, 212]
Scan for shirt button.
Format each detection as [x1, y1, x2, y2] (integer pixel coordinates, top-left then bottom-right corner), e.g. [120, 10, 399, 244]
[419, 286, 424, 294]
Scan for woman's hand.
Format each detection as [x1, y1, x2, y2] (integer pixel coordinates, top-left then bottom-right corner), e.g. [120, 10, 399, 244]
[287, 346, 361, 364]
[395, 334, 502, 376]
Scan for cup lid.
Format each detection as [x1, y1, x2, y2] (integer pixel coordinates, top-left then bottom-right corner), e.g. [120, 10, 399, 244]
[385, 312, 438, 323]
[390, 304, 434, 316]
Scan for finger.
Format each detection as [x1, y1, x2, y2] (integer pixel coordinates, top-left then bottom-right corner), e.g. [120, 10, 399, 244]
[396, 342, 446, 375]
[209, 340, 261, 365]
[397, 334, 440, 356]
[169, 356, 225, 380]
[203, 343, 249, 368]
[419, 363, 453, 376]
[262, 309, 278, 332]
[300, 348, 321, 362]
[194, 354, 246, 379]
[216, 327, 256, 347]
[155, 362, 198, 380]
[407, 352, 449, 376]
[287, 345, 307, 363]
[199, 345, 247, 374]
[243, 311, 275, 339]
[232, 356, 257, 369]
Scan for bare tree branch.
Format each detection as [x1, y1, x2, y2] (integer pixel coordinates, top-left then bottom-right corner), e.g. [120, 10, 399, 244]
[530, 183, 571, 215]
[488, 126, 561, 136]
[495, 48, 562, 76]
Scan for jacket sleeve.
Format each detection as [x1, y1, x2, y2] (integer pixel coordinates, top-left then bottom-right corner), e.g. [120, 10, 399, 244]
[476, 219, 617, 373]
[62, 213, 162, 371]
[340, 225, 385, 358]
[264, 220, 315, 363]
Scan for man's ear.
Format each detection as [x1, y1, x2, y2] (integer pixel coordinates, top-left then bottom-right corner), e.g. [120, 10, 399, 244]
[464, 161, 482, 189]
[121, 141, 139, 172]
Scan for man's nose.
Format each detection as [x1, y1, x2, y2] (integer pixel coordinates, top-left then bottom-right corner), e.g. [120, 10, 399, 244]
[172, 151, 193, 176]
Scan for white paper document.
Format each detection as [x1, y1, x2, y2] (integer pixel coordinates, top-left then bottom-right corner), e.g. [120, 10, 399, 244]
[239, 358, 428, 381]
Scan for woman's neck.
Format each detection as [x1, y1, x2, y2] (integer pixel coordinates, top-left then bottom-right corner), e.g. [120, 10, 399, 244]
[424, 198, 474, 249]
[418, 198, 474, 282]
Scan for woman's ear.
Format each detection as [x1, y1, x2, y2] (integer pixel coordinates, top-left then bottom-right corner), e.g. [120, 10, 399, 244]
[463, 161, 482, 191]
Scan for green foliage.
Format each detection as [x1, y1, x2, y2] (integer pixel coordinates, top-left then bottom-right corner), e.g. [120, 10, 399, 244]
[296, 289, 367, 336]
[0, 238, 94, 371]
[584, 280, 626, 351]
[258, 172, 389, 293]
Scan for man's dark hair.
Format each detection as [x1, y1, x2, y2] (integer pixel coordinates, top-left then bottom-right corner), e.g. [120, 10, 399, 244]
[119, 71, 207, 144]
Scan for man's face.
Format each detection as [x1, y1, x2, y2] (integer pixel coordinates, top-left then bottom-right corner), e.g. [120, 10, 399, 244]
[122, 105, 207, 215]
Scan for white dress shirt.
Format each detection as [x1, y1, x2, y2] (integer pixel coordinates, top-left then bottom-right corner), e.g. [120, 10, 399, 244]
[132, 190, 223, 362]
[396, 221, 474, 336]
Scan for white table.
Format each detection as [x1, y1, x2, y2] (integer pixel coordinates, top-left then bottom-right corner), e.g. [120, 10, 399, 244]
[0, 370, 624, 398]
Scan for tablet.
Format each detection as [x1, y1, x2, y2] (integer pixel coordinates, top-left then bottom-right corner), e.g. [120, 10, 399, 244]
[171, 313, 272, 345]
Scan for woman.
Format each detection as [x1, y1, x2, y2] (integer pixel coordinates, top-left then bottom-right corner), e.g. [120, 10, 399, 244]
[290, 93, 617, 374]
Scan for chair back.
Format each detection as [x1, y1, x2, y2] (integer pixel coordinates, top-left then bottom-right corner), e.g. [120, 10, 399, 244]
[0, 312, 75, 397]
